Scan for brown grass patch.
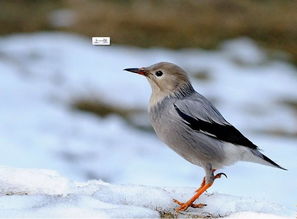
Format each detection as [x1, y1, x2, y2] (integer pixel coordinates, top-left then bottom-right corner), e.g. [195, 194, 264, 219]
[72, 98, 153, 132]
[1, 0, 297, 63]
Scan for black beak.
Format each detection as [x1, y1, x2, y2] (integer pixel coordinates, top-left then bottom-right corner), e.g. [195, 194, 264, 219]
[124, 68, 147, 76]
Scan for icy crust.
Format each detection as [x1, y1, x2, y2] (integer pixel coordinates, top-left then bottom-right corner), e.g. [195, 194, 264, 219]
[0, 166, 292, 218]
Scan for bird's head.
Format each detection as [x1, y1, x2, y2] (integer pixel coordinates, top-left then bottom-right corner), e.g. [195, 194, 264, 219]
[124, 62, 190, 95]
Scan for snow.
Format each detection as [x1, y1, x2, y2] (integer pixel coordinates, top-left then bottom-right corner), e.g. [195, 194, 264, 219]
[225, 212, 291, 219]
[0, 167, 70, 196]
[0, 166, 293, 218]
[0, 32, 297, 217]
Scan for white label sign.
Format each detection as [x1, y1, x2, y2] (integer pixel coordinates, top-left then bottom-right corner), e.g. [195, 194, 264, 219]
[92, 37, 110, 46]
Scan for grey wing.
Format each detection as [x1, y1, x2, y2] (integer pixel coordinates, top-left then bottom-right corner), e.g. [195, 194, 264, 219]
[174, 92, 230, 125]
[174, 92, 258, 150]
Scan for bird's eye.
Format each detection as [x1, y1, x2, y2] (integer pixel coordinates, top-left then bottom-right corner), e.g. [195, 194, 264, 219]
[155, 71, 163, 77]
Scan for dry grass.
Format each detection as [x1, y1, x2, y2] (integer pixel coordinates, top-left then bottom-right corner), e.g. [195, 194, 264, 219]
[67, 0, 297, 62]
[1, 0, 297, 63]
[72, 99, 141, 119]
[0, 0, 64, 34]
[72, 98, 153, 132]
[159, 209, 215, 218]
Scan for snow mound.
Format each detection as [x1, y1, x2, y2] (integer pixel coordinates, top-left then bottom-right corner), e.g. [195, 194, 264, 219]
[0, 166, 70, 195]
[0, 167, 293, 218]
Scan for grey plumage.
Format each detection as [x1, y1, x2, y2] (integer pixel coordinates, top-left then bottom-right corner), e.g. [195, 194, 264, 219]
[124, 62, 286, 211]
[149, 82, 284, 177]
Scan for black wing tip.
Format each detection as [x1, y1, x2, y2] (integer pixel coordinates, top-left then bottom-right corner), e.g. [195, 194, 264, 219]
[174, 104, 258, 150]
[262, 154, 287, 171]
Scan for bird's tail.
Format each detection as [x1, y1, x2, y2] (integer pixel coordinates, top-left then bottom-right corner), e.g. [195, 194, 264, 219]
[252, 150, 287, 170]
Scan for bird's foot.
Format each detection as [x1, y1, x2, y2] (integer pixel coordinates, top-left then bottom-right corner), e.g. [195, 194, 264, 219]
[173, 199, 206, 211]
[174, 172, 226, 212]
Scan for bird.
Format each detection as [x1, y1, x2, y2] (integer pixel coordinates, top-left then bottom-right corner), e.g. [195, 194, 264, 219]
[124, 62, 286, 212]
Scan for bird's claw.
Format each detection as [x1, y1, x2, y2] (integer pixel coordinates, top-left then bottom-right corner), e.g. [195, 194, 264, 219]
[191, 203, 207, 208]
[173, 199, 183, 205]
[173, 199, 206, 211]
[214, 172, 227, 179]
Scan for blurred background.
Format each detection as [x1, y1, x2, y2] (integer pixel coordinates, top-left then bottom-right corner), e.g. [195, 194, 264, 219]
[0, 0, 296, 209]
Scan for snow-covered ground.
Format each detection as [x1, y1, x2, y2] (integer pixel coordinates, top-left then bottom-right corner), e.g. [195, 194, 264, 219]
[0, 166, 293, 218]
[0, 32, 296, 217]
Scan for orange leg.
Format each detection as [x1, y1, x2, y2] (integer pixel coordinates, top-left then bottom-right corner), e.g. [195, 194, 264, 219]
[173, 172, 227, 212]
[195, 177, 206, 192]
[195, 169, 216, 192]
